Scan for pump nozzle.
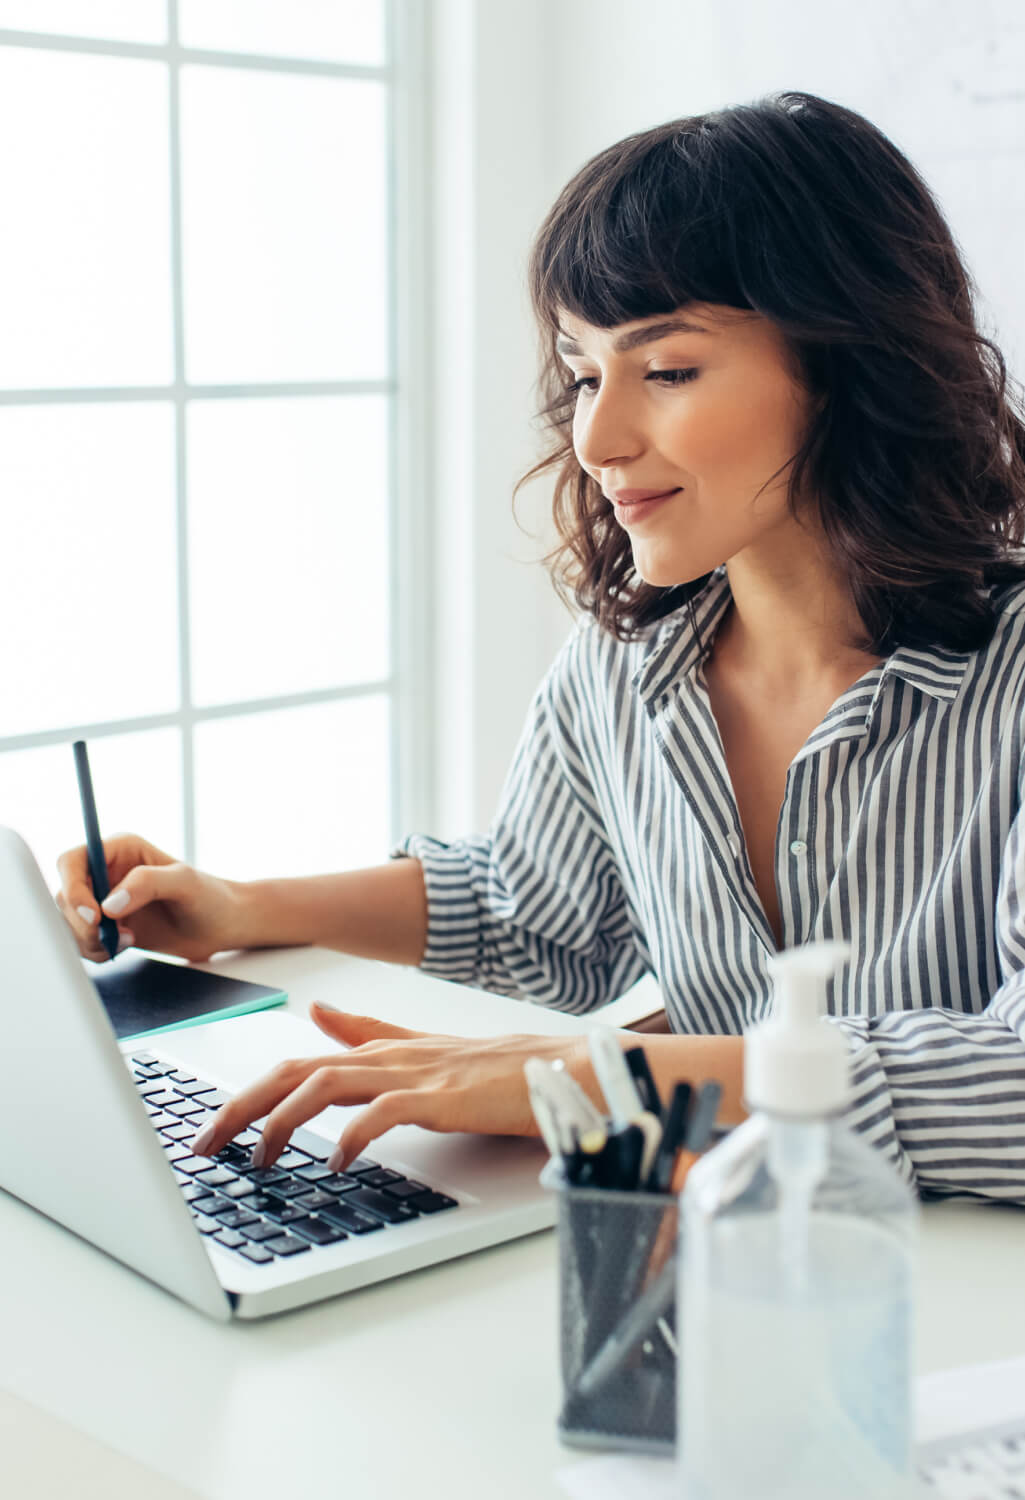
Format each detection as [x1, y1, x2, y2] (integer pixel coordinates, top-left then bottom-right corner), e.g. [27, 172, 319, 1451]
[744, 939, 852, 1117]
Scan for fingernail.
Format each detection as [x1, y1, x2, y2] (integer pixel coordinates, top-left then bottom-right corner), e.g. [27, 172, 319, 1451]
[250, 1139, 266, 1169]
[192, 1123, 216, 1155]
[117, 931, 135, 952]
[77, 905, 97, 925]
[102, 889, 130, 915]
[314, 1001, 342, 1014]
[327, 1147, 347, 1173]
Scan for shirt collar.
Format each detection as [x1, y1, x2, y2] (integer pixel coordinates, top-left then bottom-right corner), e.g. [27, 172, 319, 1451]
[631, 565, 972, 711]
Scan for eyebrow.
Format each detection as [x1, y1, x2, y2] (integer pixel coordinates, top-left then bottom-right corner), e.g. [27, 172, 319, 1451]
[555, 316, 715, 357]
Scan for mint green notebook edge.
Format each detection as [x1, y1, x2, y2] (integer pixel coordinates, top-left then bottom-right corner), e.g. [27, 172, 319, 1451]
[122, 988, 288, 1043]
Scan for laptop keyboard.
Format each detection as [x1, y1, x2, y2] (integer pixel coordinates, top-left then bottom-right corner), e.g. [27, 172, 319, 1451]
[127, 1050, 458, 1266]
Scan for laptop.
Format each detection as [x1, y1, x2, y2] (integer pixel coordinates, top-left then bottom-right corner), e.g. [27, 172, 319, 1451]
[0, 824, 584, 1321]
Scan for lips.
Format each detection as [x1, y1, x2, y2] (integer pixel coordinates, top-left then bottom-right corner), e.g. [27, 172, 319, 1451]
[611, 487, 682, 504]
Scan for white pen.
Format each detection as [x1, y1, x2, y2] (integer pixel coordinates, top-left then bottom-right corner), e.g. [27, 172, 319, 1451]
[587, 1027, 663, 1182]
[524, 1058, 572, 1156]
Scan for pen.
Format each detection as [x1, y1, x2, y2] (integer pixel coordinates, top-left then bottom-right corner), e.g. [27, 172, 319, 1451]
[644, 1080, 693, 1193]
[669, 1079, 723, 1193]
[624, 1046, 664, 1121]
[588, 1028, 662, 1182]
[72, 740, 119, 962]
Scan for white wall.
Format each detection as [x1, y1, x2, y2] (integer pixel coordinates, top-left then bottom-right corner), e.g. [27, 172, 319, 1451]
[424, 0, 1025, 845]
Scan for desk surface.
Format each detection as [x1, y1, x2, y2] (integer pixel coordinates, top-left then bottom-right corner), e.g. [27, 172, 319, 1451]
[3, 946, 1024, 1500]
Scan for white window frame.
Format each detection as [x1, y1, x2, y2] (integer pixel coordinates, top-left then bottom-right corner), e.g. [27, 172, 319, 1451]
[0, 0, 438, 862]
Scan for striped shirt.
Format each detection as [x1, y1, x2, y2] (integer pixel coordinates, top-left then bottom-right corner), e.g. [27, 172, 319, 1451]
[392, 564, 1025, 1204]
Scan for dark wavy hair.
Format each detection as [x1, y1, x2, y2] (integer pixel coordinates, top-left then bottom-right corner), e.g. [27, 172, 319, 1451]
[512, 90, 1025, 651]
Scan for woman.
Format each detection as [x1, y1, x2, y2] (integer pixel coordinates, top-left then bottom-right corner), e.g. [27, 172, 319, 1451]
[57, 91, 1025, 1202]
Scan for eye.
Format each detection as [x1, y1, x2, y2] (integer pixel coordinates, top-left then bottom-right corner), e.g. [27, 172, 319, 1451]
[564, 368, 700, 397]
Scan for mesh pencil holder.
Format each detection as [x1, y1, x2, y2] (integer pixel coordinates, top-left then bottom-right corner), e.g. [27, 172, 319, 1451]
[556, 1183, 680, 1454]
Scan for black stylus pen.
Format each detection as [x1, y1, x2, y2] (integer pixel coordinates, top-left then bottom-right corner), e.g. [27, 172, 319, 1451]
[72, 740, 119, 962]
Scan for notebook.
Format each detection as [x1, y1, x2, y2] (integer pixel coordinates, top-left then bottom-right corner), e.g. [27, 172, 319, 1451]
[92, 950, 287, 1041]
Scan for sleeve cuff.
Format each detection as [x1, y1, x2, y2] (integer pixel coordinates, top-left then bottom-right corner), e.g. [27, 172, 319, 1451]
[389, 834, 485, 985]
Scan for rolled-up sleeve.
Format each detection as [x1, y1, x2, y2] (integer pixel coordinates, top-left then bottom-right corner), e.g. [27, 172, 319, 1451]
[829, 763, 1025, 1205]
[389, 627, 651, 1013]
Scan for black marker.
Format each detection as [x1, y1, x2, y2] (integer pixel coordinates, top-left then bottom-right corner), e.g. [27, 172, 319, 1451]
[624, 1046, 664, 1122]
[72, 740, 119, 962]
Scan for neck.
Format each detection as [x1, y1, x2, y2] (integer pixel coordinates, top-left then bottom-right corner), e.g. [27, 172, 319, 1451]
[709, 549, 884, 699]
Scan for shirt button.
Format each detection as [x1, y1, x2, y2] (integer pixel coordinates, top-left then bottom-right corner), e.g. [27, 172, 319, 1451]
[790, 840, 807, 855]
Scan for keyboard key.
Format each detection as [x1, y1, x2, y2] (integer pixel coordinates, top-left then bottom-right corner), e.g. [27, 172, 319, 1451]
[163, 1143, 194, 1163]
[192, 1213, 221, 1234]
[318, 1173, 360, 1195]
[148, 1110, 184, 1131]
[246, 1166, 291, 1189]
[212, 1228, 246, 1249]
[137, 1078, 174, 1098]
[292, 1189, 337, 1211]
[263, 1234, 311, 1257]
[191, 1088, 228, 1108]
[381, 1180, 426, 1201]
[344, 1158, 381, 1177]
[189, 1194, 224, 1216]
[239, 1243, 275, 1264]
[319, 1201, 384, 1235]
[275, 1148, 314, 1171]
[173, 1078, 218, 1097]
[160, 1121, 197, 1142]
[236, 1129, 263, 1148]
[346, 1187, 418, 1224]
[360, 1168, 402, 1188]
[182, 1183, 211, 1204]
[144, 1089, 184, 1108]
[130, 1051, 159, 1067]
[195, 1167, 239, 1188]
[166, 1100, 207, 1119]
[215, 1207, 259, 1230]
[409, 1191, 458, 1213]
[264, 1175, 315, 1202]
[221, 1179, 260, 1200]
[245, 1193, 279, 1214]
[289, 1216, 347, 1245]
[216, 1144, 251, 1167]
[261, 1199, 309, 1226]
[167, 1070, 197, 1085]
[171, 1156, 211, 1175]
[291, 1163, 336, 1184]
[240, 1220, 284, 1243]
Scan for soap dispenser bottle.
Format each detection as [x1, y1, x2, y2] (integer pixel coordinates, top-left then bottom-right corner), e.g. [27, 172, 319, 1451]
[677, 939, 920, 1500]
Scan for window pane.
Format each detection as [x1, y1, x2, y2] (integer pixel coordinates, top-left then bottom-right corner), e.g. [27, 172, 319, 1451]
[0, 403, 180, 737]
[0, 48, 173, 389]
[0, 729, 184, 903]
[178, 0, 385, 65]
[180, 66, 388, 384]
[194, 696, 391, 881]
[0, 1, 165, 43]
[188, 395, 390, 707]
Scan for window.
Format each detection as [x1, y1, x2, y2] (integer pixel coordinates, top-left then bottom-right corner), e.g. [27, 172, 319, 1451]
[0, 1, 429, 895]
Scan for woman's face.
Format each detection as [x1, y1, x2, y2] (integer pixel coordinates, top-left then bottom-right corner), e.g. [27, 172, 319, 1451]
[558, 302, 821, 587]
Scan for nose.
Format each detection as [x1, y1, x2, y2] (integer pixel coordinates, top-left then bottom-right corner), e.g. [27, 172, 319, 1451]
[573, 382, 646, 476]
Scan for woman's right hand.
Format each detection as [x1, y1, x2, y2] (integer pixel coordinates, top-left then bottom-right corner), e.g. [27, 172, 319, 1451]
[55, 832, 248, 964]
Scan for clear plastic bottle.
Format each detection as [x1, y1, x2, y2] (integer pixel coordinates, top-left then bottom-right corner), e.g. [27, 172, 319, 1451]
[677, 940, 924, 1500]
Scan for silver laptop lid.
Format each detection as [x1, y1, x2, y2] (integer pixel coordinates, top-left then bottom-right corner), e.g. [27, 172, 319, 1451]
[0, 825, 231, 1322]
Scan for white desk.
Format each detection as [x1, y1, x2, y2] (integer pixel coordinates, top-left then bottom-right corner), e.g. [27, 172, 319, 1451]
[3, 946, 1025, 1500]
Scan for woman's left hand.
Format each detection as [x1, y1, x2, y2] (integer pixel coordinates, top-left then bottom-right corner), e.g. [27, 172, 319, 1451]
[190, 1002, 595, 1171]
